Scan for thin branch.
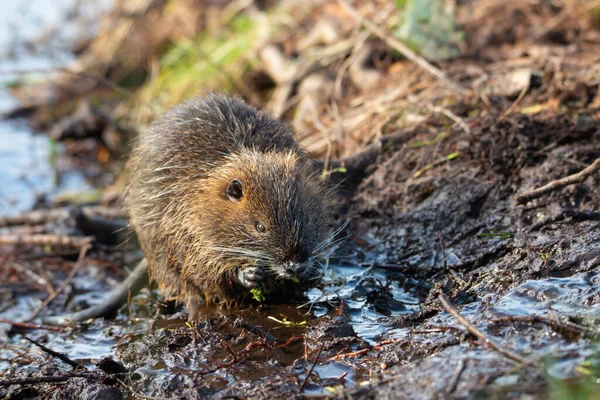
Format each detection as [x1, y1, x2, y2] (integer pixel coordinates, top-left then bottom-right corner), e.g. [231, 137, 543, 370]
[327, 348, 370, 361]
[116, 378, 166, 400]
[27, 245, 91, 322]
[25, 337, 83, 370]
[0, 209, 68, 228]
[515, 158, 600, 204]
[0, 372, 125, 387]
[234, 318, 278, 344]
[0, 319, 66, 332]
[431, 105, 471, 134]
[337, 0, 468, 96]
[490, 315, 598, 339]
[446, 358, 467, 395]
[0, 234, 93, 248]
[438, 293, 529, 365]
[528, 209, 600, 231]
[438, 232, 448, 271]
[300, 343, 325, 392]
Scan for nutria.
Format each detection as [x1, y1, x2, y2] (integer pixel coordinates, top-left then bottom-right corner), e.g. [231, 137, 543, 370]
[125, 94, 332, 319]
[46, 94, 333, 323]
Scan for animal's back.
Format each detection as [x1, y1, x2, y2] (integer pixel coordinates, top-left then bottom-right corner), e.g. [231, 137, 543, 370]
[140, 95, 302, 175]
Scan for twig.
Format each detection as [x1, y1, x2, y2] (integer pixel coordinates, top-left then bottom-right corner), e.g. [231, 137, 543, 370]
[337, 0, 468, 96]
[372, 338, 404, 350]
[27, 245, 90, 321]
[274, 336, 302, 349]
[431, 105, 471, 134]
[500, 84, 528, 119]
[193, 340, 273, 377]
[447, 358, 467, 395]
[234, 318, 278, 344]
[515, 158, 600, 204]
[438, 294, 529, 364]
[116, 378, 166, 400]
[43, 258, 148, 325]
[438, 232, 448, 271]
[10, 263, 51, 291]
[327, 348, 370, 361]
[528, 210, 600, 231]
[335, 5, 395, 98]
[0, 209, 68, 228]
[0, 206, 127, 228]
[0, 234, 94, 248]
[0, 319, 66, 332]
[25, 337, 83, 370]
[490, 315, 598, 339]
[321, 371, 348, 386]
[408, 327, 464, 335]
[0, 371, 125, 387]
[0, 67, 131, 99]
[300, 343, 325, 392]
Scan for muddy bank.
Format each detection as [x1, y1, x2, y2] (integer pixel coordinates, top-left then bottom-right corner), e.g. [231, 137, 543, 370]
[345, 114, 600, 399]
[1, 112, 598, 399]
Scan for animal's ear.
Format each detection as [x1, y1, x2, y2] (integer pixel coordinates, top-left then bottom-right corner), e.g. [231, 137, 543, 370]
[227, 179, 243, 202]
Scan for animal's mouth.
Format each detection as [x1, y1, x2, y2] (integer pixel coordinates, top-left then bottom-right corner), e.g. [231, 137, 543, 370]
[277, 270, 301, 282]
[272, 260, 319, 283]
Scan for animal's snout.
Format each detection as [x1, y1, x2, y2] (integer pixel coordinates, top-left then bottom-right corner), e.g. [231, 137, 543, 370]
[286, 246, 310, 264]
[283, 261, 300, 276]
[279, 246, 311, 278]
[279, 259, 307, 279]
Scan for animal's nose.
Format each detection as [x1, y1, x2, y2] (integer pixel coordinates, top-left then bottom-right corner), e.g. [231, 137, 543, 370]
[283, 261, 301, 276]
[292, 246, 309, 264]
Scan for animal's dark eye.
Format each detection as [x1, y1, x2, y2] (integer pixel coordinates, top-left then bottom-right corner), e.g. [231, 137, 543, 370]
[227, 179, 243, 202]
[255, 222, 267, 233]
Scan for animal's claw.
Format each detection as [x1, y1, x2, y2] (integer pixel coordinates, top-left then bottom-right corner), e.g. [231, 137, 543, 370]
[237, 266, 264, 288]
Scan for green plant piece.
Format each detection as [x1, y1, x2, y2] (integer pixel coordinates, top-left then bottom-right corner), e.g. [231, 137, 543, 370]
[477, 231, 512, 239]
[547, 351, 600, 400]
[446, 151, 460, 160]
[394, 0, 464, 61]
[267, 316, 307, 326]
[395, 0, 408, 9]
[520, 104, 546, 115]
[250, 287, 268, 302]
[321, 166, 347, 179]
[53, 189, 102, 205]
[539, 253, 551, 264]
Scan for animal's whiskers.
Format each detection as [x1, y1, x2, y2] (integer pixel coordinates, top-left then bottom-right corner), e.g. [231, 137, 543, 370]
[209, 246, 275, 263]
[314, 221, 349, 253]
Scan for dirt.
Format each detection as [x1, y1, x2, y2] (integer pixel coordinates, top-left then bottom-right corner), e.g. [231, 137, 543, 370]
[345, 114, 600, 399]
[1, 112, 597, 399]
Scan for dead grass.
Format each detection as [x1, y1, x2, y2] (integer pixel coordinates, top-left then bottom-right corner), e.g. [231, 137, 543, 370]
[10, 0, 600, 162]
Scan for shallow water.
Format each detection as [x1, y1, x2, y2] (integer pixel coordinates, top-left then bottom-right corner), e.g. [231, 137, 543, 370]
[3, 248, 599, 395]
[0, 0, 110, 216]
[0, 119, 92, 216]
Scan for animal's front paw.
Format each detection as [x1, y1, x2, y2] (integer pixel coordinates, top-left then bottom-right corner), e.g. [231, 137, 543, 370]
[237, 266, 264, 288]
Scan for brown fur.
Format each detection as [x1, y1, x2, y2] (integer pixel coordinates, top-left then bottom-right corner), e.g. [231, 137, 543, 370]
[123, 95, 331, 318]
